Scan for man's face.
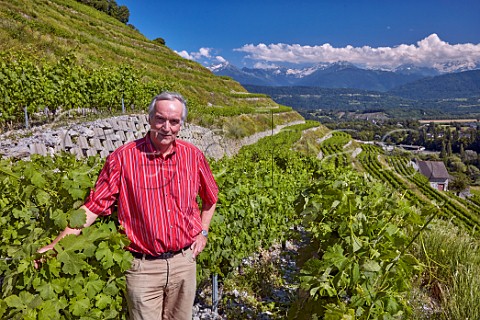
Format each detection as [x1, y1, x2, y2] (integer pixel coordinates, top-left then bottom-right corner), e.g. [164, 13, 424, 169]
[149, 99, 183, 152]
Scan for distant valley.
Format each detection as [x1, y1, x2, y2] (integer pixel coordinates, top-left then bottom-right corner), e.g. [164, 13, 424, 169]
[211, 62, 480, 119]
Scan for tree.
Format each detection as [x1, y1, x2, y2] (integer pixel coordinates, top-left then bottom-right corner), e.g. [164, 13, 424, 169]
[440, 140, 447, 160]
[447, 140, 453, 157]
[115, 5, 130, 23]
[127, 24, 138, 31]
[464, 149, 478, 164]
[468, 165, 480, 185]
[449, 173, 469, 192]
[92, 0, 109, 12]
[447, 155, 467, 173]
[430, 122, 437, 137]
[419, 127, 427, 145]
[153, 37, 166, 45]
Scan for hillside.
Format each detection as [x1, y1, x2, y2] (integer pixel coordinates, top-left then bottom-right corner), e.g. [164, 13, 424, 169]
[388, 69, 480, 99]
[244, 85, 480, 119]
[0, 0, 301, 133]
[2, 121, 480, 318]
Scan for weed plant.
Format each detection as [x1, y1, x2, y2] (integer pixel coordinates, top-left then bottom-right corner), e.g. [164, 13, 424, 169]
[411, 220, 480, 319]
[221, 248, 291, 319]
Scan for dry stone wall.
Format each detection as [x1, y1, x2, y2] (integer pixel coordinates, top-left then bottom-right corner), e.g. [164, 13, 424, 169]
[0, 114, 304, 160]
[1, 115, 150, 160]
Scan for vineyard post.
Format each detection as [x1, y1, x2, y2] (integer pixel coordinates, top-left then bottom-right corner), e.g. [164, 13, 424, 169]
[24, 106, 29, 129]
[271, 110, 274, 187]
[212, 273, 219, 313]
[122, 95, 125, 113]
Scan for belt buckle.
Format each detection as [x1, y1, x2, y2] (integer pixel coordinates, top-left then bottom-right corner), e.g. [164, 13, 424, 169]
[159, 252, 174, 259]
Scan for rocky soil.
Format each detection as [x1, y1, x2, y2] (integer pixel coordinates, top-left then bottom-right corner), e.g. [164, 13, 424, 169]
[192, 231, 308, 319]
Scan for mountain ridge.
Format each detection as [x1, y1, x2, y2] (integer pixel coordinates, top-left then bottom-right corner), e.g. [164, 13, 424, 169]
[388, 69, 480, 99]
[210, 61, 480, 92]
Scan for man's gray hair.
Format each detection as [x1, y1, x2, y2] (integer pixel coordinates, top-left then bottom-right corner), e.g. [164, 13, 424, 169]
[148, 92, 188, 124]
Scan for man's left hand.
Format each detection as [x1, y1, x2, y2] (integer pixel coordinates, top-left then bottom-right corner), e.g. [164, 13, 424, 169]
[191, 232, 207, 259]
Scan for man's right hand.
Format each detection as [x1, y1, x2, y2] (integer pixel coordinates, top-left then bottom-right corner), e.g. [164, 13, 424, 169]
[34, 245, 56, 269]
[37, 244, 55, 254]
[33, 205, 99, 269]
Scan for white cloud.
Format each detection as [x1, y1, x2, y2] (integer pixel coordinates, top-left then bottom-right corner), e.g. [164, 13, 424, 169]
[197, 47, 212, 59]
[215, 56, 227, 63]
[235, 34, 480, 71]
[253, 62, 279, 69]
[176, 50, 193, 60]
[175, 48, 230, 67]
[175, 47, 212, 60]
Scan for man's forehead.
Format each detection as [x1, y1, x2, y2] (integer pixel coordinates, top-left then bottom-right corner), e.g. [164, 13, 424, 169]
[154, 100, 183, 114]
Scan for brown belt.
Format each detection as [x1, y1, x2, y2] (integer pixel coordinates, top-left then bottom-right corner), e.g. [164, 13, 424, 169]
[131, 245, 190, 260]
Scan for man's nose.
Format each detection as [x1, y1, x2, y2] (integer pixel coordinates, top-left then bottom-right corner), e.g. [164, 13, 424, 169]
[161, 120, 171, 130]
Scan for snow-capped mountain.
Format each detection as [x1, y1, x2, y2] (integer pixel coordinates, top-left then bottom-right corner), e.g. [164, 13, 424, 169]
[393, 64, 440, 77]
[433, 60, 480, 73]
[209, 61, 439, 91]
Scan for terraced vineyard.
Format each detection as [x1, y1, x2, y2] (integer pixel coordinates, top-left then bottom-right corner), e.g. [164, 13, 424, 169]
[357, 145, 480, 232]
[357, 145, 428, 208]
[387, 155, 480, 230]
[318, 131, 353, 168]
[0, 122, 326, 319]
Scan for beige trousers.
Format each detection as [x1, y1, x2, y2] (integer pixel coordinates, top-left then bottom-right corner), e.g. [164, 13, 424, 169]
[125, 248, 196, 320]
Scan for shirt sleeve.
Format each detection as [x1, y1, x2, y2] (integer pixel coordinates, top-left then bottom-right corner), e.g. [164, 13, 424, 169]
[84, 153, 121, 216]
[197, 152, 219, 207]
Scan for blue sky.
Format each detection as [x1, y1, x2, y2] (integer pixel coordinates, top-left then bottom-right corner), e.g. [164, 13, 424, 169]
[116, 0, 480, 71]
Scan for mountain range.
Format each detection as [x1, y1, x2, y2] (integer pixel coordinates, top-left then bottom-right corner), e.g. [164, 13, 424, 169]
[209, 61, 480, 93]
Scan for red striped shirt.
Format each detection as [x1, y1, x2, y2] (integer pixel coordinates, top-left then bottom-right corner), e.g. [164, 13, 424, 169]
[84, 134, 218, 255]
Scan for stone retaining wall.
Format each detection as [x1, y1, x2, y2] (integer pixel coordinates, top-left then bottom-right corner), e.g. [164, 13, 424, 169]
[1, 114, 304, 160]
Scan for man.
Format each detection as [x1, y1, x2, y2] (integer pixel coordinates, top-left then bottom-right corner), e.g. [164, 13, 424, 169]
[38, 92, 219, 320]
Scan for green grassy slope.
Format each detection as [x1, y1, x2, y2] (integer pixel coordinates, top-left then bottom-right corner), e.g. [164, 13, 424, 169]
[0, 0, 302, 131]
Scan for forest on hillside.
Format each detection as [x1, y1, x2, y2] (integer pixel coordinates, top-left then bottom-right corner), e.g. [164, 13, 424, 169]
[244, 84, 480, 119]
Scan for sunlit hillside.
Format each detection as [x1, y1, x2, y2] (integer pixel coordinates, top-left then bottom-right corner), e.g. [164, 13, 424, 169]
[0, 0, 301, 132]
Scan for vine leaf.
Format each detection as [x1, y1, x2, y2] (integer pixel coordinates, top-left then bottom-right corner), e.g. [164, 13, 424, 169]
[85, 278, 105, 299]
[95, 293, 112, 309]
[69, 209, 86, 229]
[31, 172, 46, 188]
[362, 260, 381, 272]
[56, 249, 85, 275]
[70, 296, 90, 316]
[323, 244, 347, 270]
[95, 241, 114, 268]
[33, 279, 56, 300]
